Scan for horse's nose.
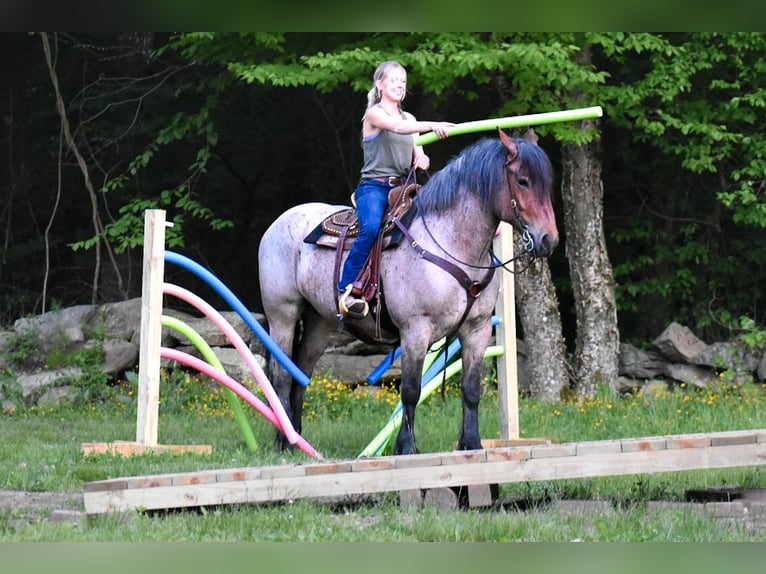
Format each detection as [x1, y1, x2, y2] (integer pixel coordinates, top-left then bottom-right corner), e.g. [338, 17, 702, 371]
[535, 232, 559, 258]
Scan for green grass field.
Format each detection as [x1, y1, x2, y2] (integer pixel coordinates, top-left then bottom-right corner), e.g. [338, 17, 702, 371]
[1, 368, 765, 541]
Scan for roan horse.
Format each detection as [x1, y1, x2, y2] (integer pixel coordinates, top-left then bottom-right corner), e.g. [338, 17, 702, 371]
[258, 129, 558, 455]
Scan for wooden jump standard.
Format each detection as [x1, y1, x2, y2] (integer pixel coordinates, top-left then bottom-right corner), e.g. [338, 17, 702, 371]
[83, 429, 766, 515]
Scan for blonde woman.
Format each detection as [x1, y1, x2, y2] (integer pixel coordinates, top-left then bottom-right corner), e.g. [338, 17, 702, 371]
[339, 60, 452, 316]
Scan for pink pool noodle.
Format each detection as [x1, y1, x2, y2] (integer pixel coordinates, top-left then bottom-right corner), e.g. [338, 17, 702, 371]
[163, 282, 300, 446]
[161, 347, 322, 460]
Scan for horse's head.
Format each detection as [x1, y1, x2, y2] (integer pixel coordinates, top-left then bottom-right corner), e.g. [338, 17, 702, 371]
[497, 128, 559, 258]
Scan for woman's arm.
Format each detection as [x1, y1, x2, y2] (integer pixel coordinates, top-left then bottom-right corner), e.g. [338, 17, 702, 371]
[365, 108, 451, 138]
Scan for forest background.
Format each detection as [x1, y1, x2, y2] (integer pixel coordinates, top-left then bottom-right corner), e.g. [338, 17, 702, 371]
[1, 32, 764, 397]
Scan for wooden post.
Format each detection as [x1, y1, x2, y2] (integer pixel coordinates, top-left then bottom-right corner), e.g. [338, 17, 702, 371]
[136, 209, 166, 446]
[493, 222, 519, 439]
[81, 209, 211, 457]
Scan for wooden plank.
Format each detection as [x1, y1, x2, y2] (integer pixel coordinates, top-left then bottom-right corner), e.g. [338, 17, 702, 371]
[620, 436, 667, 453]
[493, 222, 519, 439]
[305, 461, 353, 475]
[666, 434, 711, 449]
[81, 442, 212, 457]
[82, 479, 129, 494]
[465, 483, 499, 508]
[710, 430, 757, 446]
[423, 487, 458, 510]
[485, 446, 532, 462]
[215, 467, 262, 482]
[440, 450, 487, 465]
[136, 209, 166, 446]
[576, 439, 622, 457]
[351, 458, 396, 472]
[480, 438, 551, 449]
[531, 443, 577, 458]
[390, 452, 444, 469]
[83, 430, 766, 515]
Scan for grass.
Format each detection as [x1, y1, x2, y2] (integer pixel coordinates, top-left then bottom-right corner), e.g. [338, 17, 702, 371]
[1, 366, 766, 541]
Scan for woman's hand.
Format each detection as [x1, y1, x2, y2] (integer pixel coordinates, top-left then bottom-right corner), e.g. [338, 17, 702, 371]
[431, 121, 453, 139]
[413, 148, 430, 171]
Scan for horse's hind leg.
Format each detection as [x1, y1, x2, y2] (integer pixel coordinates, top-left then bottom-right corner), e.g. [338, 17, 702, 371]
[284, 307, 330, 441]
[260, 291, 305, 451]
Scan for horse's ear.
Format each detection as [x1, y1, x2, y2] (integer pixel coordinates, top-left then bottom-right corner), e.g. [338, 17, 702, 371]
[525, 127, 538, 145]
[498, 128, 518, 160]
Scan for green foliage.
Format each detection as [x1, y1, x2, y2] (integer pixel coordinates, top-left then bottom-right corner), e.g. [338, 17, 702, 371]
[2, 327, 41, 368]
[607, 33, 766, 231]
[0, 369, 22, 405]
[69, 36, 235, 255]
[65, 343, 112, 404]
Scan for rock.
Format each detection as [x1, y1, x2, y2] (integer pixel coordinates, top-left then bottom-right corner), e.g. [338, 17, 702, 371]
[98, 299, 143, 342]
[163, 308, 269, 357]
[694, 341, 761, 372]
[36, 386, 72, 407]
[17, 368, 81, 402]
[63, 327, 85, 344]
[619, 343, 666, 378]
[100, 339, 139, 374]
[662, 363, 717, 388]
[652, 322, 707, 363]
[3, 294, 766, 409]
[13, 305, 98, 353]
[211, 346, 266, 384]
[314, 352, 400, 384]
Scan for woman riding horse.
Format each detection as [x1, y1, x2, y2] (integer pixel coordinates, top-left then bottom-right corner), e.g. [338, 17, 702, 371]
[338, 60, 452, 317]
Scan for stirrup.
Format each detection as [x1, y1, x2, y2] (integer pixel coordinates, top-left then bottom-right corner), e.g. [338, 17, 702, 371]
[338, 284, 369, 318]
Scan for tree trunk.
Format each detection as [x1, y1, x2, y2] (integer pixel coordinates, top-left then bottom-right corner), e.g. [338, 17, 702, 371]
[513, 234, 569, 401]
[560, 124, 620, 397]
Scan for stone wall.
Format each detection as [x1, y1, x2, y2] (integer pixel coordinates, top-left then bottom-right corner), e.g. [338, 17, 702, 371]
[1, 299, 764, 410]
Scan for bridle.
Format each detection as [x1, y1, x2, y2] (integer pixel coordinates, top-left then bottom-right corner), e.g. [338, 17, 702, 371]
[418, 151, 538, 275]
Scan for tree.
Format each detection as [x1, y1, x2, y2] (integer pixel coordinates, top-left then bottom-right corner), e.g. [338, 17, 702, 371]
[600, 32, 766, 341]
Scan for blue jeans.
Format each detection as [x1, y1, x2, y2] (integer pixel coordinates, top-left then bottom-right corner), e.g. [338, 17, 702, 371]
[338, 179, 392, 292]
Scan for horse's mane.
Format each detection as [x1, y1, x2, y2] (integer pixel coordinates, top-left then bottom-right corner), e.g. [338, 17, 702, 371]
[414, 137, 553, 216]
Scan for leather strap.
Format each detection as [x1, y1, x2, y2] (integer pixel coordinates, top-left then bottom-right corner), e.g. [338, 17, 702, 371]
[333, 224, 350, 312]
[392, 217, 495, 332]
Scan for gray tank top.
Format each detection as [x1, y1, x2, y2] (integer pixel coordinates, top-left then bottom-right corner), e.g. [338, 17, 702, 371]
[360, 109, 413, 179]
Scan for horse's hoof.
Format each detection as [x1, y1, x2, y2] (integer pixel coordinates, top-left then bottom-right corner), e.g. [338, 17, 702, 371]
[394, 441, 419, 456]
[274, 435, 295, 453]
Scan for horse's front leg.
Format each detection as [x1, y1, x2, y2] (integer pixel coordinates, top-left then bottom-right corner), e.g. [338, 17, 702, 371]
[457, 323, 494, 451]
[394, 339, 429, 456]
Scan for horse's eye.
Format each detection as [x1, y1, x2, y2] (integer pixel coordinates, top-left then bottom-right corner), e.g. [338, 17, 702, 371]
[517, 176, 530, 189]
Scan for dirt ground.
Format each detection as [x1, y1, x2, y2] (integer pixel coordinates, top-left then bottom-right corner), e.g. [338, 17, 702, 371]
[0, 489, 83, 528]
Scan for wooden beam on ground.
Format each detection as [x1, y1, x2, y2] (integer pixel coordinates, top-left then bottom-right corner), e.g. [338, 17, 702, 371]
[81, 442, 212, 457]
[83, 429, 766, 515]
